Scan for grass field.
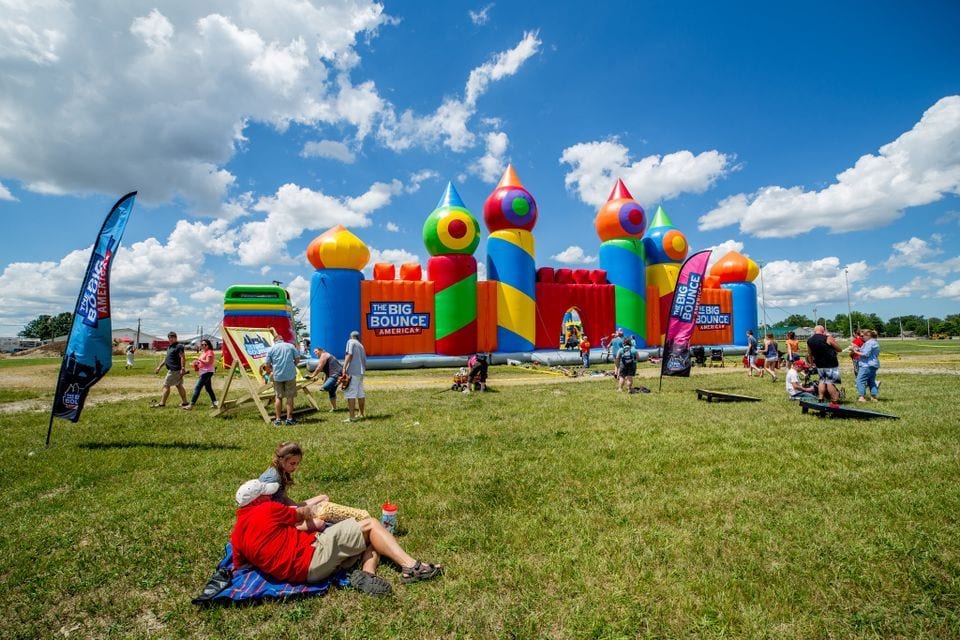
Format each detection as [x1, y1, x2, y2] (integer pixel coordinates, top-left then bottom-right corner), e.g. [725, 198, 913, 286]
[2, 343, 959, 638]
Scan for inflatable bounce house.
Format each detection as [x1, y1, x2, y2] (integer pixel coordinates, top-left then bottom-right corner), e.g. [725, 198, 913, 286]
[221, 284, 298, 367]
[295, 165, 760, 367]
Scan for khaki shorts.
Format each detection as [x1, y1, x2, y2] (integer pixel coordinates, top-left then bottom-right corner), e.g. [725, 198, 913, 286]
[273, 379, 297, 399]
[163, 370, 184, 387]
[343, 375, 364, 400]
[307, 519, 366, 582]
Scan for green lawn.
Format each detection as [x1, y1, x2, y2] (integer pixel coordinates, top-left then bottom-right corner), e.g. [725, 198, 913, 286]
[2, 362, 959, 638]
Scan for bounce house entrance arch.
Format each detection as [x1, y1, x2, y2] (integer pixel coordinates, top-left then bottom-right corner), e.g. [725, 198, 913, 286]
[560, 307, 584, 349]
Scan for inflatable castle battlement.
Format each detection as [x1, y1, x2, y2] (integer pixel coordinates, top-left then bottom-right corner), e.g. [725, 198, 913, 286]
[304, 165, 760, 360]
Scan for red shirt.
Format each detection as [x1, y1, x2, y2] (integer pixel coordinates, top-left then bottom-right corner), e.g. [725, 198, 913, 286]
[579, 340, 591, 354]
[231, 500, 315, 582]
[851, 336, 864, 360]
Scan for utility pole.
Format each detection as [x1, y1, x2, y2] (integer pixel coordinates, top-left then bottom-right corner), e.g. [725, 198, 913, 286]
[844, 267, 853, 339]
[758, 261, 768, 334]
[927, 317, 930, 339]
[813, 305, 819, 327]
[899, 317, 904, 340]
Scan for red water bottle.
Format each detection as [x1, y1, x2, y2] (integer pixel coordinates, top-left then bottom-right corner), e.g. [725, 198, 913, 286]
[381, 501, 397, 533]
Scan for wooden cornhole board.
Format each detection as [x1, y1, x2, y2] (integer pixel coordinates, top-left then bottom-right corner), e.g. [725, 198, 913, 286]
[215, 327, 319, 424]
[696, 389, 762, 403]
[800, 400, 899, 420]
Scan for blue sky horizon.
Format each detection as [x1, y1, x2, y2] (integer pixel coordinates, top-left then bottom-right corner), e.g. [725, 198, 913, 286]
[0, 1, 958, 337]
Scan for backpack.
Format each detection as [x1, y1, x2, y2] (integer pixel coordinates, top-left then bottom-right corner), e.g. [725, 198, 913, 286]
[620, 347, 635, 364]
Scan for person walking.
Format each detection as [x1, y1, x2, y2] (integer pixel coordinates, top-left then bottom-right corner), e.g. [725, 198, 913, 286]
[152, 332, 188, 408]
[264, 335, 301, 425]
[745, 330, 762, 378]
[184, 339, 218, 410]
[762, 333, 779, 382]
[342, 331, 367, 423]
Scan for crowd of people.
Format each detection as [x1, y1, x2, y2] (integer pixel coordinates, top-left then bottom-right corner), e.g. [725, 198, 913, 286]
[781, 326, 882, 404]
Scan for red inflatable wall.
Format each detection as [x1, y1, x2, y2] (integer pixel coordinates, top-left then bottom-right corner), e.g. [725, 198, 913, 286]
[534, 283, 615, 350]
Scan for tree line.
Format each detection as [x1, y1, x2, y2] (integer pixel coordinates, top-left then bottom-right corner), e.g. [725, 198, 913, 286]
[773, 312, 960, 339]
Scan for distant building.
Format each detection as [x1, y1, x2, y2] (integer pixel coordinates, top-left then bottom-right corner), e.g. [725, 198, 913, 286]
[52, 327, 162, 350]
[0, 337, 43, 353]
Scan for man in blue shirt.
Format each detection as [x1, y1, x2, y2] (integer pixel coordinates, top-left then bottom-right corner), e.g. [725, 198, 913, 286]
[609, 329, 624, 381]
[264, 335, 301, 425]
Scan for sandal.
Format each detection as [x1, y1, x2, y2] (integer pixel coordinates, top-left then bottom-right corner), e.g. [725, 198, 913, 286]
[401, 560, 443, 584]
[348, 569, 392, 597]
[149, 403, 165, 408]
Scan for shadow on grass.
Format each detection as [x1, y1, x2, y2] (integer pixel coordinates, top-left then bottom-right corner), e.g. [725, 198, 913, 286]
[77, 441, 242, 451]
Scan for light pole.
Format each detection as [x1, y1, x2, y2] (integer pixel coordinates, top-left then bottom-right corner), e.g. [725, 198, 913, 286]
[927, 317, 931, 339]
[758, 261, 768, 334]
[813, 305, 819, 327]
[844, 267, 853, 339]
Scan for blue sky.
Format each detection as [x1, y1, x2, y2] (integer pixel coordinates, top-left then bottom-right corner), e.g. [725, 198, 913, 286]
[0, 1, 958, 337]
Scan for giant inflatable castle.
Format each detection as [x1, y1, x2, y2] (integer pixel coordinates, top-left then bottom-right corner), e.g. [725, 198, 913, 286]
[295, 165, 760, 366]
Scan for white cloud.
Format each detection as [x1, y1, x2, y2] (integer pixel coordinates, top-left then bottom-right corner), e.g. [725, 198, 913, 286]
[378, 31, 540, 152]
[936, 211, 960, 225]
[758, 257, 869, 307]
[285, 275, 311, 327]
[560, 140, 732, 207]
[550, 246, 598, 265]
[936, 279, 960, 298]
[385, 222, 400, 232]
[699, 95, 960, 237]
[884, 235, 960, 275]
[237, 180, 403, 266]
[189, 286, 223, 304]
[469, 4, 494, 26]
[0, 2, 391, 210]
[301, 140, 357, 163]
[0, 182, 16, 201]
[471, 131, 509, 183]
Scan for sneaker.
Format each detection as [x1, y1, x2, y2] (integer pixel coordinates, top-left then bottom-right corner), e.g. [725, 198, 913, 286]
[342, 417, 353, 423]
[181, 404, 193, 411]
[211, 401, 218, 408]
[273, 419, 283, 426]
[285, 418, 298, 425]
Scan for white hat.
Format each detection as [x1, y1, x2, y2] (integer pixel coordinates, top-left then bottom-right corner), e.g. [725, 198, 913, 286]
[235, 479, 280, 507]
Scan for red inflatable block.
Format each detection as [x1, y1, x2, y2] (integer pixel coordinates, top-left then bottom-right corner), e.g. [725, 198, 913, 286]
[373, 263, 396, 281]
[589, 269, 607, 285]
[537, 267, 555, 283]
[555, 268, 573, 284]
[399, 263, 422, 281]
[572, 269, 591, 284]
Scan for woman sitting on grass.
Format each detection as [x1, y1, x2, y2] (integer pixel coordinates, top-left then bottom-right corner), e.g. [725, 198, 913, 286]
[259, 442, 329, 530]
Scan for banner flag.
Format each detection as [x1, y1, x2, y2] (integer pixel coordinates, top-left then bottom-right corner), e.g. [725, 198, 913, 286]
[48, 192, 137, 439]
[660, 249, 712, 379]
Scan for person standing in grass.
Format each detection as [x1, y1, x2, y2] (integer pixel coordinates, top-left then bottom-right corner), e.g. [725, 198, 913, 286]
[579, 335, 591, 368]
[609, 329, 624, 382]
[341, 330, 366, 423]
[616, 338, 637, 393]
[152, 331, 188, 408]
[850, 328, 864, 378]
[264, 335, 301, 426]
[851, 329, 881, 403]
[807, 325, 843, 403]
[745, 330, 762, 378]
[184, 339, 217, 410]
[125, 343, 135, 369]
[762, 333, 779, 382]
[231, 478, 443, 597]
[785, 331, 800, 363]
[307, 347, 342, 411]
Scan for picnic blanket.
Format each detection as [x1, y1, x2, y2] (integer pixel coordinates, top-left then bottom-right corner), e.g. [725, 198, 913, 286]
[192, 543, 349, 605]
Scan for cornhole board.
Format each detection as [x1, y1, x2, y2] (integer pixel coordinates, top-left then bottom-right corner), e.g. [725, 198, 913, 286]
[216, 327, 319, 424]
[799, 400, 899, 420]
[696, 389, 762, 403]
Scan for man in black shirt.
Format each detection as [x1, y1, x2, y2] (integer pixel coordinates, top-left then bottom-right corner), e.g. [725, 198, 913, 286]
[152, 331, 188, 407]
[806, 325, 842, 403]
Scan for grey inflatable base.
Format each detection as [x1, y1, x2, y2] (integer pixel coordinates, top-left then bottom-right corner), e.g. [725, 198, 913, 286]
[304, 345, 747, 372]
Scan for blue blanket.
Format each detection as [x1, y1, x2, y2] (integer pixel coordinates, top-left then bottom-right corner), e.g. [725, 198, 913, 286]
[193, 543, 349, 605]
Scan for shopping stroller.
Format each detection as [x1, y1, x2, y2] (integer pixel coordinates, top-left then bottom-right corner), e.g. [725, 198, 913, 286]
[451, 368, 470, 392]
[691, 345, 707, 367]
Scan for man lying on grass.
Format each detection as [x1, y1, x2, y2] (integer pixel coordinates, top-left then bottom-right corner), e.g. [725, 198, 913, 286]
[231, 479, 443, 596]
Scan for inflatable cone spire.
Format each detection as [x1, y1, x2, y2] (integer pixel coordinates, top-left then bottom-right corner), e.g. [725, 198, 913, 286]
[606, 178, 634, 202]
[496, 164, 523, 189]
[436, 181, 467, 209]
[649, 205, 673, 229]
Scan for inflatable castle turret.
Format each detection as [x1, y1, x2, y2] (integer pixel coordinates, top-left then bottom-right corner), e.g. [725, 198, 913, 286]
[596, 179, 647, 347]
[306, 225, 369, 358]
[708, 251, 760, 347]
[484, 165, 538, 352]
[424, 183, 481, 355]
[643, 206, 688, 345]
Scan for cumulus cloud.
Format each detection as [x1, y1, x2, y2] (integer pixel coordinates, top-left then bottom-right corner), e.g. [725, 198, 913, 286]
[936, 211, 960, 225]
[0, 182, 16, 201]
[189, 286, 223, 304]
[470, 131, 509, 183]
[699, 95, 960, 237]
[0, 2, 391, 210]
[704, 239, 745, 268]
[937, 279, 960, 298]
[378, 31, 540, 152]
[385, 222, 400, 232]
[560, 140, 733, 207]
[884, 235, 960, 275]
[550, 246, 598, 265]
[757, 257, 869, 307]
[301, 140, 357, 163]
[469, 4, 494, 26]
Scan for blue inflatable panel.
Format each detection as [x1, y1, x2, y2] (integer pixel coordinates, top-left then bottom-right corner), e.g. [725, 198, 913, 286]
[723, 282, 758, 346]
[310, 269, 362, 359]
